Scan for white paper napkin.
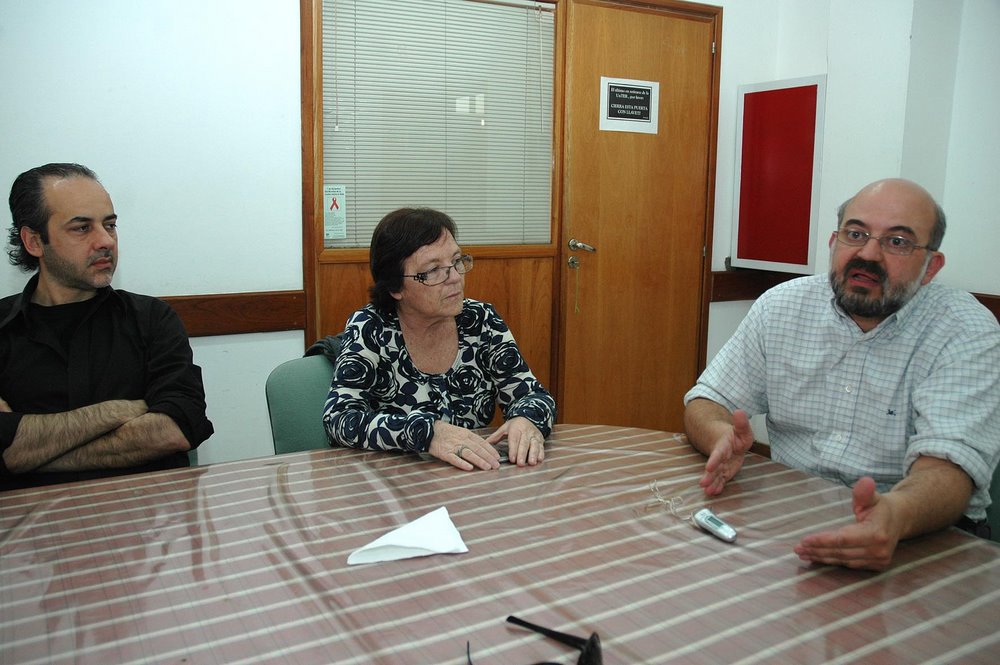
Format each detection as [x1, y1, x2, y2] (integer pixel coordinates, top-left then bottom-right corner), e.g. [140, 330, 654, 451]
[347, 506, 468, 565]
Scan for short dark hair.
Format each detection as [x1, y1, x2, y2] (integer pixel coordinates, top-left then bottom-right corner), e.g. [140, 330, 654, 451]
[7, 163, 99, 272]
[369, 207, 458, 313]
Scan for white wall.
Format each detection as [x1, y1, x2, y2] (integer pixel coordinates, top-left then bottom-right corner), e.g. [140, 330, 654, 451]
[0, 0, 305, 463]
[194, 330, 304, 463]
[2, 1, 996, 463]
[711, 0, 832, 274]
[705, 0, 999, 440]
[938, 0, 1000, 294]
[901, 0, 961, 199]
[707, 0, 999, 339]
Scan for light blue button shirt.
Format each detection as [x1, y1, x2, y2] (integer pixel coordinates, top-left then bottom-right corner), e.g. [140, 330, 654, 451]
[685, 274, 1000, 520]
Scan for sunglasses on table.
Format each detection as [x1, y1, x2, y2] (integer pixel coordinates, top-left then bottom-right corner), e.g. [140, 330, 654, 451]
[466, 615, 602, 664]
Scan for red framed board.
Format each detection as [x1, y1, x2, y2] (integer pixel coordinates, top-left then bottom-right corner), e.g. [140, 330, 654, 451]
[731, 76, 826, 273]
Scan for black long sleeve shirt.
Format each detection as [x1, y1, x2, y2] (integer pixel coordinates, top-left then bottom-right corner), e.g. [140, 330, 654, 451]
[0, 274, 214, 491]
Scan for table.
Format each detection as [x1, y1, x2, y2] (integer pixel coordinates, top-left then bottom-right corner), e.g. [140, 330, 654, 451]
[2, 424, 999, 664]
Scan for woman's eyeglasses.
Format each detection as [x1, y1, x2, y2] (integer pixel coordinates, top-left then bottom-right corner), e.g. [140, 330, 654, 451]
[404, 254, 474, 285]
[466, 615, 602, 664]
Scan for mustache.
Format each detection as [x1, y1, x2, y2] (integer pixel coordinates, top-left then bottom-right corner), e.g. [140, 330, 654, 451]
[88, 250, 114, 266]
[842, 258, 886, 282]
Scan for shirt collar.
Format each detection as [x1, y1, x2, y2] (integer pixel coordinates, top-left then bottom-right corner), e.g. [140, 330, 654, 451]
[0, 273, 121, 331]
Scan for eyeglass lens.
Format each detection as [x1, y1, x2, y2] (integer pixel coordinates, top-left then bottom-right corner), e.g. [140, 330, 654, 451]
[422, 255, 472, 284]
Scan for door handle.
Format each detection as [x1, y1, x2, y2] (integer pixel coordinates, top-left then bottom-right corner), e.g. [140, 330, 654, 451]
[568, 238, 596, 252]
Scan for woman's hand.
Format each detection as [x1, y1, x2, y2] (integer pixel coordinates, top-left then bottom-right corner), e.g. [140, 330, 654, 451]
[427, 421, 501, 471]
[486, 417, 545, 466]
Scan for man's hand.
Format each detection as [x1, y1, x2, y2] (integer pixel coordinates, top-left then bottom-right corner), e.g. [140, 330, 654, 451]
[794, 477, 901, 571]
[485, 416, 544, 466]
[698, 409, 755, 495]
[427, 421, 501, 471]
[794, 457, 973, 572]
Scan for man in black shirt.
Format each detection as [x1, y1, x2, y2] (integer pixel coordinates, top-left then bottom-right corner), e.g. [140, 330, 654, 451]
[0, 163, 213, 490]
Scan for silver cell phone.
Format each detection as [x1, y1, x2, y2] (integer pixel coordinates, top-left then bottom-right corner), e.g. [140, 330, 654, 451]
[693, 508, 737, 543]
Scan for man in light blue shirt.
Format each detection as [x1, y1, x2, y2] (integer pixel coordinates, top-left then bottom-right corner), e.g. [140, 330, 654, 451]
[684, 178, 1000, 571]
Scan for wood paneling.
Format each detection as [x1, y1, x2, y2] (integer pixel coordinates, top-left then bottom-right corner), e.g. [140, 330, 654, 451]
[315, 261, 373, 339]
[163, 291, 306, 337]
[464, 256, 555, 390]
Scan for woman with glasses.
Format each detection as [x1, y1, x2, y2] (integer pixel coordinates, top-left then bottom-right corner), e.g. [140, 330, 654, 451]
[323, 207, 555, 470]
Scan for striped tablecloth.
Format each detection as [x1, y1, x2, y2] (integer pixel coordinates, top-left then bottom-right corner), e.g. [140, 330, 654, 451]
[2, 424, 999, 664]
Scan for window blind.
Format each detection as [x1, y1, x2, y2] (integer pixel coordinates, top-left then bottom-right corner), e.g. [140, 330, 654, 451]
[321, 0, 555, 248]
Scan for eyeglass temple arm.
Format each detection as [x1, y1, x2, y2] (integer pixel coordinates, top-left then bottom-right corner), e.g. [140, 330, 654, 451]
[506, 615, 588, 650]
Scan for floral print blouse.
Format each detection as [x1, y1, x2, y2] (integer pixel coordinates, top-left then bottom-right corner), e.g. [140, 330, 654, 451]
[323, 300, 556, 453]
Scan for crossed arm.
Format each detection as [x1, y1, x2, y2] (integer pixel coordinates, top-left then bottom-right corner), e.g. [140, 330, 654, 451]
[683, 398, 973, 571]
[1, 397, 190, 474]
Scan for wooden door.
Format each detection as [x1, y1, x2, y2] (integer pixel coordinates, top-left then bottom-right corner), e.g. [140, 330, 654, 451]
[557, 0, 720, 430]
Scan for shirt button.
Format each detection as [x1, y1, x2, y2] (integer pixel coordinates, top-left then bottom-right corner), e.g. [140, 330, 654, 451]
[844, 386, 852, 393]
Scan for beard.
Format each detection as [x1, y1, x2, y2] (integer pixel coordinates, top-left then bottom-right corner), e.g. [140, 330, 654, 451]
[42, 246, 116, 292]
[829, 257, 926, 320]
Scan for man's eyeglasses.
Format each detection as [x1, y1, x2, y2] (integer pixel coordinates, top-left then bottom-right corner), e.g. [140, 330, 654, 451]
[835, 228, 931, 256]
[466, 615, 602, 664]
[403, 254, 473, 285]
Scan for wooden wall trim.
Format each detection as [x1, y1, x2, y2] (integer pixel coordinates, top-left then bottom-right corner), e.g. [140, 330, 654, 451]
[163, 290, 306, 337]
[300, 0, 322, 347]
[710, 269, 804, 302]
[160, 283, 997, 340]
[973, 292, 1000, 323]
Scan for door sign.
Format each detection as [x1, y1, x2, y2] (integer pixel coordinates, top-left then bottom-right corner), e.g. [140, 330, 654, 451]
[599, 77, 660, 134]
